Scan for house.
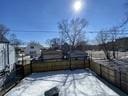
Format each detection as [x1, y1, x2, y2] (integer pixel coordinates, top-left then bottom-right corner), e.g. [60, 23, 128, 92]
[24, 42, 43, 58]
[0, 35, 16, 72]
[43, 50, 62, 60]
[16, 46, 30, 65]
[68, 50, 88, 60]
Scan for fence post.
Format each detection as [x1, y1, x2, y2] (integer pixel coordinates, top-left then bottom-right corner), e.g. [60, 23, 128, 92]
[69, 57, 72, 70]
[114, 69, 116, 86]
[21, 52, 25, 77]
[88, 58, 91, 69]
[119, 71, 122, 88]
[22, 65, 25, 78]
[107, 67, 109, 81]
[30, 60, 33, 73]
[100, 64, 102, 77]
[84, 56, 86, 68]
[22, 52, 24, 66]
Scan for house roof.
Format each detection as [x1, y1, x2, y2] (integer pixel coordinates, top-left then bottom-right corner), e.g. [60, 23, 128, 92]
[27, 42, 43, 48]
[69, 50, 88, 58]
[0, 35, 9, 43]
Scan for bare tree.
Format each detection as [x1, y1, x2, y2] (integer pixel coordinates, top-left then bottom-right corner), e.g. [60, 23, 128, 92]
[0, 24, 9, 41]
[47, 38, 61, 50]
[46, 38, 61, 49]
[107, 16, 128, 59]
[58, 18, 87, 51]
[96, 30, 111, 60]
[9, 33, 22, 47]
[76, 40, 87, 51]
[108, 27, 120, 59]
[0, 24, 9, 36]
[96, 27, 121, 60]
[96, 2, 128, 60]
[46, 39, 52, 48]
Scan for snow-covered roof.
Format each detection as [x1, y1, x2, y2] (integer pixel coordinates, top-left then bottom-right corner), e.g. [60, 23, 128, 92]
[27, 42, 43, 48]
[69, 50, 88, 58]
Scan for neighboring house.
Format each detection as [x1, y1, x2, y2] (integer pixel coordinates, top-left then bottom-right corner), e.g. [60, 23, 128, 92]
[68, 50, 88, 60]
[17, 54, 31, 65]
[18, 47, 26, 54]
[43, 50, 62, 60]
[0, 35, 16, 72]
[25, 42, 43, 58]
[15, 46, 31, 65]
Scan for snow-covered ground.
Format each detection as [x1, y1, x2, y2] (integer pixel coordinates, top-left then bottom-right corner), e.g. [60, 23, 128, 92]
[87, 51, 128, 72]
[5, 69, 127, 96]
[87, 51, 128, 60]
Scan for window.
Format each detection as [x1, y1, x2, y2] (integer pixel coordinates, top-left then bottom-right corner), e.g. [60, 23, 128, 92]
[30, 51, 36, 55]
[30, 46, 34, 49]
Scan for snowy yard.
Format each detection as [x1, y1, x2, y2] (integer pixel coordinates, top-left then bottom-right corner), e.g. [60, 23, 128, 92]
[87, 51, 128, 60]
[87, 51, 128, 72]
[5, 69, 127, 96]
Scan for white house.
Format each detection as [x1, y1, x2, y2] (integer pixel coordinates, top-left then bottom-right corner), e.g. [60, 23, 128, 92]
[0, 35, 16, 72]
[24, 42, 43, 58]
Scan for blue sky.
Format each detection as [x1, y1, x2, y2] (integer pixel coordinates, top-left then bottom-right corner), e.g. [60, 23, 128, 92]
[0, 0, 127, 46]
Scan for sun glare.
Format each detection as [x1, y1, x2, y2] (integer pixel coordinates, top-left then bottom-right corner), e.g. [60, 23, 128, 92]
[73, 0, 82, 12]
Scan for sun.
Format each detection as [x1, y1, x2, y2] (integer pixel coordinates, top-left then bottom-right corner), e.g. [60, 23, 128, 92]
[73, 0, 82, 12]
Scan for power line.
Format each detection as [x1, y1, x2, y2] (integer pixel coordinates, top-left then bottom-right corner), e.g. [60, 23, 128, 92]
[10, 29, 128, 34]
[10, 30, 57, 33]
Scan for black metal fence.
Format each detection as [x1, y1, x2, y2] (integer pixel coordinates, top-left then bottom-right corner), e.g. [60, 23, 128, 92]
[0, 64, 24, 96]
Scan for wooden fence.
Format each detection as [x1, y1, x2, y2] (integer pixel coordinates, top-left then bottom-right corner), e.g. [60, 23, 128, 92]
[23, 59, 128, 94]
[90, 61, 128, 94]
[1, 58, 128, 95]
[23, 58, 89, 76]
